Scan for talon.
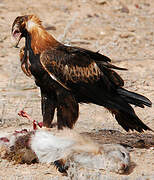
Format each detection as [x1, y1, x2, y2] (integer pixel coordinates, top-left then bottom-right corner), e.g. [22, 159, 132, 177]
[54, 160, 68, 175]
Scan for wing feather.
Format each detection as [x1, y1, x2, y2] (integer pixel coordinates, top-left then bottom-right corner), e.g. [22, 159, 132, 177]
[40, 47, 101, 88]
[40, 45, 125, 89]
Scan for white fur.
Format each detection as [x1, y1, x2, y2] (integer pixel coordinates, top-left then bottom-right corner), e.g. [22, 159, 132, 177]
[70, 144, 130, 174]
[0, 129, 130, 174]
[30, 129, 130, 173]
[30, 130, 75, 163]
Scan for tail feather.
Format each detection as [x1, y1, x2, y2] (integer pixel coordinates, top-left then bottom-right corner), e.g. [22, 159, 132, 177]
[117, 88, 152, 108]
[119, 96, 144, 108]
[109, 88, 152, 132]
[78, 82, 152, 132]
[113, 110, 152, 132]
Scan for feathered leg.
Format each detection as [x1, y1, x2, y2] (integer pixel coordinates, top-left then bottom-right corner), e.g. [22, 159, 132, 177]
[41, 88, 57, 128]
[56, 89, 79, 129]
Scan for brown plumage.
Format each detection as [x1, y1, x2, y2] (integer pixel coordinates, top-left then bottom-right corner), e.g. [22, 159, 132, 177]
[12, 15, 152, 132]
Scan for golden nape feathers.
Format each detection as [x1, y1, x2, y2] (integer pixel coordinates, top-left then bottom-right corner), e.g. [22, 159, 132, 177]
[12, 14, 58, 53]
[26, 15, 42, 28]
[26, 15, 58, 54]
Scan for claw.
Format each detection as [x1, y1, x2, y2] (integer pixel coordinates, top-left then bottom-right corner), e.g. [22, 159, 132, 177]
[54, 160, 68, 175]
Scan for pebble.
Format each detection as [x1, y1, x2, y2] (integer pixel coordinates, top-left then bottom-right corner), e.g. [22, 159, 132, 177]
[119, 32, 134, 38]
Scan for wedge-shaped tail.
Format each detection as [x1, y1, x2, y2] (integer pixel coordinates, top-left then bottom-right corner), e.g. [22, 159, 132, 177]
[117, 88, 152, 108]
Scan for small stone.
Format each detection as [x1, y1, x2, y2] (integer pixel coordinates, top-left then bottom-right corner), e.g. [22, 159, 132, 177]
[119, 32, 134, 38]
[96, 0, 107, 5]
[120, 6, 129, 13]
[87, 14, 93, 18]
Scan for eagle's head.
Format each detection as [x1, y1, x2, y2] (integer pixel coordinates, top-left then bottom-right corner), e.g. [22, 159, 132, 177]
[12, 15, 42, 47]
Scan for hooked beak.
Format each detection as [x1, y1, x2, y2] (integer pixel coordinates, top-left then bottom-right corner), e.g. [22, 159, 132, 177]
[12, 25, 22, 48]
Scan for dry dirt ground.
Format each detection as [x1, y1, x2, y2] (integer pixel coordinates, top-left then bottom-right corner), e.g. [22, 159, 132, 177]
[0, 0, 154, 179]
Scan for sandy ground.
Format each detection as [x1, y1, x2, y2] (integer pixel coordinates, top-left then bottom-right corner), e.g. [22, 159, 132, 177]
[0, 0, 154, 179]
